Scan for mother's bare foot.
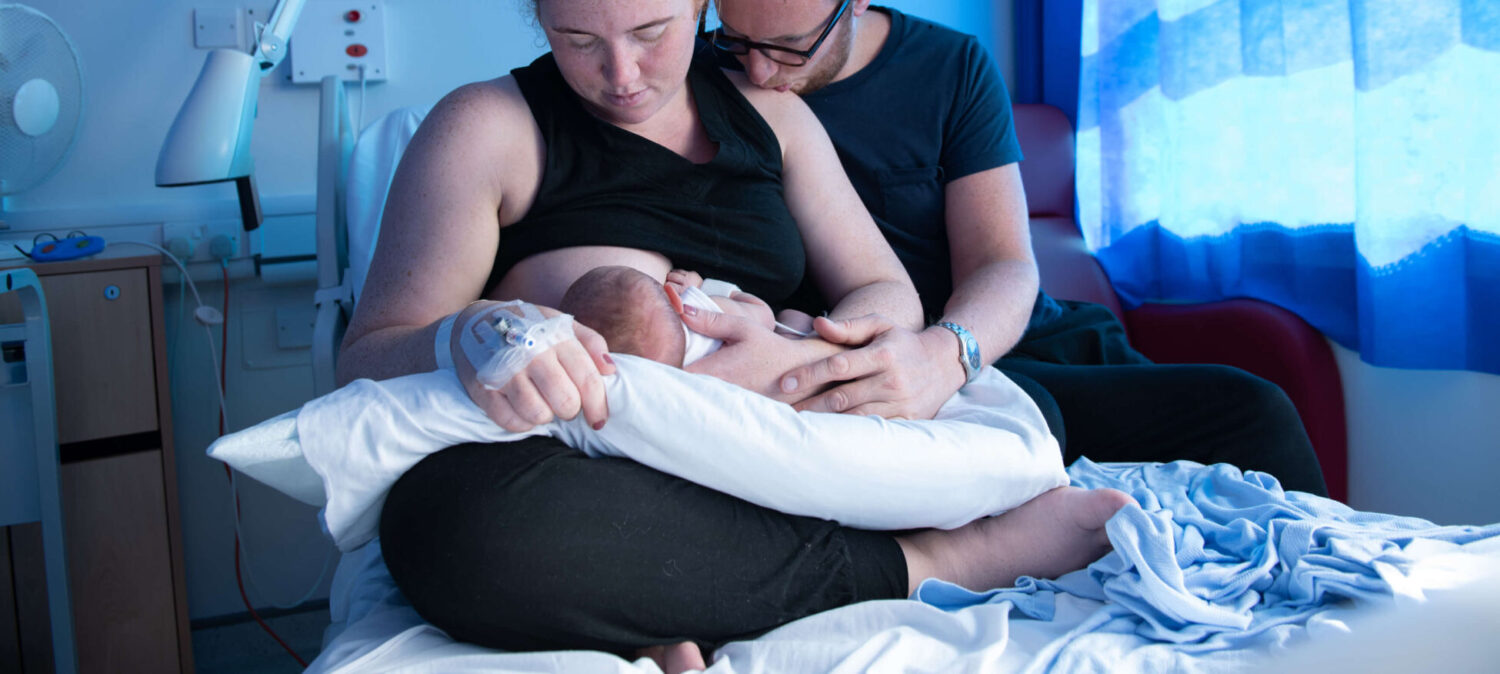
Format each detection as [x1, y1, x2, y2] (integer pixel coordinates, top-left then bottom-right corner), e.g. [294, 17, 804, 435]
[896, 487, 1133, 593]
[636, 641, 707, 674]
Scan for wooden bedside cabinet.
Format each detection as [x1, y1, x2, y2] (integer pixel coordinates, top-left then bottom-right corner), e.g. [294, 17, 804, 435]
[1, 254, 193, 673]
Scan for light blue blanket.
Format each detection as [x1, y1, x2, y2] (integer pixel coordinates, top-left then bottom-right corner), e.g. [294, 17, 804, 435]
[914, 459, 1500, 671]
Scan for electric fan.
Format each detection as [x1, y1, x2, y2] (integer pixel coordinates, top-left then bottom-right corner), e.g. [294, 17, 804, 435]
[0, 3, 83, 204]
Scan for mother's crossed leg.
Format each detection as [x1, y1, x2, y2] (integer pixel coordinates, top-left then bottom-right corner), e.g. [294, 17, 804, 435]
[379, 436, 1129, 653]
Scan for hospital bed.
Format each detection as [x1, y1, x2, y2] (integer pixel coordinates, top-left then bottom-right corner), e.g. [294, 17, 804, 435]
[272, 79, 1500, 672]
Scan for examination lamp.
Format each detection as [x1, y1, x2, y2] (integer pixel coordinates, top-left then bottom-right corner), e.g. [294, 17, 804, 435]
[156, 0, 307, 232]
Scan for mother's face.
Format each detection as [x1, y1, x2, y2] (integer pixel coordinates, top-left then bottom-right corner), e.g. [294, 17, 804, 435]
[538, 0, 707, 127]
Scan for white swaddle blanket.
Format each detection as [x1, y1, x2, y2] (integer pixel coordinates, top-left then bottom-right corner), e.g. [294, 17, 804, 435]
[211, 355, 1065, 551]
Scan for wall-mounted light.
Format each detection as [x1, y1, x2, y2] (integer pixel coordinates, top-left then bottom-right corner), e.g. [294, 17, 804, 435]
[156, 0, 307, 231]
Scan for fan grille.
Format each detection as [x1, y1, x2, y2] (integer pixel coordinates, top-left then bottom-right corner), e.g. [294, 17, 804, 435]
[0, 4, 83, 195]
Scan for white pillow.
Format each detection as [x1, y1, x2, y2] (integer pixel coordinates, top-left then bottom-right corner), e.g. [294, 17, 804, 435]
[209, 356, 1066, 551]
[207, 409, 324, 506]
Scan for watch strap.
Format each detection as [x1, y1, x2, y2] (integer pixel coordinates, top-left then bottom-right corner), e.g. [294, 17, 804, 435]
[935, 321, 982, 384]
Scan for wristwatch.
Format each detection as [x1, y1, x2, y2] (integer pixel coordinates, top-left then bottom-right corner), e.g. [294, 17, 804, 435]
[935, 321, 982, 383]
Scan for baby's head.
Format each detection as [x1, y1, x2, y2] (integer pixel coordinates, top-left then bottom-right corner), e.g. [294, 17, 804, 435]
[560, 266, 687, 366]
[561, 265, 785, 367]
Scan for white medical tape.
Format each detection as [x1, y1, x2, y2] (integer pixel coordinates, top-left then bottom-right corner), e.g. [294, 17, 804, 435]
[699, 278, 742, 297]
[457, 301, 577, 390]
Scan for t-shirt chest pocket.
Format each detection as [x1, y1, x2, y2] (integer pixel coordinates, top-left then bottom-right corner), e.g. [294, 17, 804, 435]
[876, 165, 946, 239]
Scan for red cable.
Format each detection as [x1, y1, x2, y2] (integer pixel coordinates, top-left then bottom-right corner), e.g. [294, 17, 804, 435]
[219, 264, 226, 446]
[216, 264, 308, 668]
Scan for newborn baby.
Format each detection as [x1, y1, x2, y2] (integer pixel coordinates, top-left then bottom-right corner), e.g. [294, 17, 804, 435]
[559, 265, 807, 367]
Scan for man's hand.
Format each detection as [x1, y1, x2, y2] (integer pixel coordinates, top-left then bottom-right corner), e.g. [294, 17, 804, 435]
[781, 315, 968, 420]
[451, 302, 615, 432]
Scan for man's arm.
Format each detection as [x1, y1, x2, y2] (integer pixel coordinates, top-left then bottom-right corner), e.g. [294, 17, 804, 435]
[932, 163, 1038, 372]
[777, 28, 1036, 420]
[784, 165, 1036, 419]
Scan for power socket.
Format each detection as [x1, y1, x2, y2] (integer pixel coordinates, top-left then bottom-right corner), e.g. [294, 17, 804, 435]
[209, 234, 238, 261]
[162, 219, 243, 263]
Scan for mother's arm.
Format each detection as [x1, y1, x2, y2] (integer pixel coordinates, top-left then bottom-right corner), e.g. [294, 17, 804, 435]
[338, 78, 613, 431]
[749, 83, 921, 327]
[686, 79, 922, 397]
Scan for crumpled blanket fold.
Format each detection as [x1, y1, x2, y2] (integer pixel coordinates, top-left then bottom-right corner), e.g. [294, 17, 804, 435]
[914, 459, 1500, 671]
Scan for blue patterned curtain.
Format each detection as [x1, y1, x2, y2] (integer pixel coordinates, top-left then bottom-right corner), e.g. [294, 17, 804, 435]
[1076, 0, 1500, 375]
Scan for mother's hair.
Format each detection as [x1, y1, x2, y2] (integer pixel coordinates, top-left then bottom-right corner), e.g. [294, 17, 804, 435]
[526, 0, 711, 19]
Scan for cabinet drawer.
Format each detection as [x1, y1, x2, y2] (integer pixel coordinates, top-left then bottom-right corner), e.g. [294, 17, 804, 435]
[10, 452, 182, 673]
[64, 451, 181, 672]
[15, 268, 159, 445]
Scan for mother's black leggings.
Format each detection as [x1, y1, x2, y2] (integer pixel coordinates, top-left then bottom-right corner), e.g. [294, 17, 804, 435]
[379, 436, 909, 653]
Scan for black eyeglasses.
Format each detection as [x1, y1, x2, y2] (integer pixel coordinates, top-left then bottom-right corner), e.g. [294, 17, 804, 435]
[705, 0, 851, 66]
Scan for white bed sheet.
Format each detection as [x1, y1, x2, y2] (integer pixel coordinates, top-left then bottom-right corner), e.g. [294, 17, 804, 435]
[304, 465, 1500, 672]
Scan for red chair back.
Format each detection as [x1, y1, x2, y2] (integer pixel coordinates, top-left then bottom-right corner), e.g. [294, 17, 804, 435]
[1013, 104, 1126, 323]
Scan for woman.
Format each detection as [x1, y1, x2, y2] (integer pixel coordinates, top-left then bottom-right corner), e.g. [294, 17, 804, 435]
[339, 0, 1128, 659]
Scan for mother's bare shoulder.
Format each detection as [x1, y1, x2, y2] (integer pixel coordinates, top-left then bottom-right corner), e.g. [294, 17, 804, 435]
[721, 69, 823, 155]
[406, 75, 545, 225]
[420, 76, 537, 153]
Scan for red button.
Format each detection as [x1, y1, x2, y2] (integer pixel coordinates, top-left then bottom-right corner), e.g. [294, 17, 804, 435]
[345, 10, 361, 22]
[346, 43, 368, 57]
[42, 244, 55, 253]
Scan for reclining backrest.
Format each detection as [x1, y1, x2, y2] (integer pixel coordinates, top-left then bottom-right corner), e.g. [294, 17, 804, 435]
[311, 90, 428, 396]
[346, 106, 431, 302]
[1012, 103, 1125, 323]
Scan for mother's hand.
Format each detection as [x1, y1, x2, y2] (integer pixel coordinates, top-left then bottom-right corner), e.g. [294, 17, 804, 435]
[450, 301, 615, 432]
[781, 315, 968, 420]
[680, 305, 841, 403]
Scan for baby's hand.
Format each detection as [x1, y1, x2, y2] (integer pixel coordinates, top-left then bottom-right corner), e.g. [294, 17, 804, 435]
[666, 268, 704, 290]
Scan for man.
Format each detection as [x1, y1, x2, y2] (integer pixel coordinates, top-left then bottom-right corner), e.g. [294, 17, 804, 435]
[701, 0, 1328, 495]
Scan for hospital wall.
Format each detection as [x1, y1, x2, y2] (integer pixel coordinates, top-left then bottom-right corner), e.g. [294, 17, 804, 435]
[4, 0, 1495, 623]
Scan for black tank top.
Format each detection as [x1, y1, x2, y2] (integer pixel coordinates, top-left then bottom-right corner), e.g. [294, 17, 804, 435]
[492, 43, 806, 306]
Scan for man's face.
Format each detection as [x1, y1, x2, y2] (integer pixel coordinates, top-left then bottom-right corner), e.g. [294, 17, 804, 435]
[715, 0, 856, 94]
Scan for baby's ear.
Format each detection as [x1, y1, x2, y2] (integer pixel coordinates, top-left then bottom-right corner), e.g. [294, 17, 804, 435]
[664, 282, 686, 315]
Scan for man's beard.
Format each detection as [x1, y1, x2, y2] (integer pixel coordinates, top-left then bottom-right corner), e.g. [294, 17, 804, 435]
[790, 12, 854, 94]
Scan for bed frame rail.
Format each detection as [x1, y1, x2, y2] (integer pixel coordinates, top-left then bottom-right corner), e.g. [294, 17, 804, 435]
[312, 76, 356, 396]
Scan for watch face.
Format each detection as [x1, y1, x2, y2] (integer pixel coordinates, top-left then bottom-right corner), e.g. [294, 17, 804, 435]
[963, 337, 981, 369]
[939, 322, 981, 381]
